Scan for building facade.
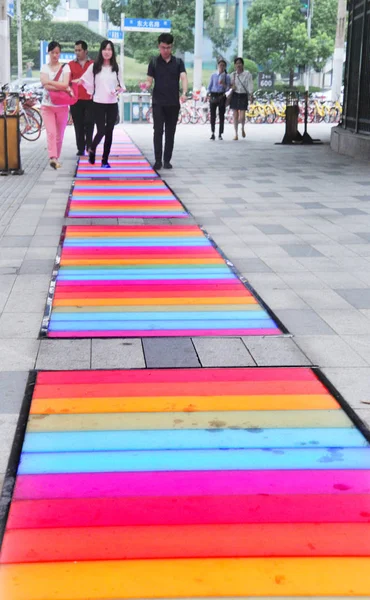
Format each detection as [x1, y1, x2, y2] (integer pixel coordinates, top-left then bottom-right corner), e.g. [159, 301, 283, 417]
[331, 0, 370, 158]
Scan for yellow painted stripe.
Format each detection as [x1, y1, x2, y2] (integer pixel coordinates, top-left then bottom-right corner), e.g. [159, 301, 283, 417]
[52, 304, 262, 314]
[27, 409, 353, 432]
[0, 558, 369, 599]
[53, 297, 258, 307]
[30, 394, 338, 415]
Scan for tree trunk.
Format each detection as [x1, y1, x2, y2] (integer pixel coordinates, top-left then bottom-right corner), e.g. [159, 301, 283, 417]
[331, 0, 346, 101]
[289, 69, 294, 87]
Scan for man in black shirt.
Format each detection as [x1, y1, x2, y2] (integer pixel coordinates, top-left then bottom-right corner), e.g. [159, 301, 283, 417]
[143, 33, 188, 170]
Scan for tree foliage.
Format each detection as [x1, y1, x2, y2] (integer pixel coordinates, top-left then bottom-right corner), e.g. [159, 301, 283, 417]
[10, 0, 60, 69]
[206, 23, 234, 60]
[102, 0, 215, 63]
[245, 0, 336, 85]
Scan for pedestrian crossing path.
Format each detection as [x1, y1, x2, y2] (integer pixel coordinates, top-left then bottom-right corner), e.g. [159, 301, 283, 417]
[45, 225, 281, 337]
[0, 367, 370, 599]
[67, 179, 188, 218]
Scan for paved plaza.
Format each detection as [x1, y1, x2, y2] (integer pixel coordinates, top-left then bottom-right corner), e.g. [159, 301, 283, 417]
[1, 121, 370, 491]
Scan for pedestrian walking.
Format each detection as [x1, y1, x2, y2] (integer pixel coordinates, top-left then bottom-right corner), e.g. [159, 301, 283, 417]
[69, 40, 94, 156]
[142, 33, 188, 170]
[207, 59, 230, 140]
[40, 41, 73, 169]
[79, 40, 125, 168]
[229, 57, 253, 140]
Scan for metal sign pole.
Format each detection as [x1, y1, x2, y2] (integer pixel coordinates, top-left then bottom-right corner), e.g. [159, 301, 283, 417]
[119, 13, 125, 123]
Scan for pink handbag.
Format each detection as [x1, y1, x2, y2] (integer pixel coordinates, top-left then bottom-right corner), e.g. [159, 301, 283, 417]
[48, 65, 78, 106]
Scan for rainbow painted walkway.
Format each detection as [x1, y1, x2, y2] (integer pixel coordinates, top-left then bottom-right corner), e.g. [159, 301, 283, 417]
[1, 367, 370, 599]
[45, 225, 281, 337]
[67, 179, 188, 218]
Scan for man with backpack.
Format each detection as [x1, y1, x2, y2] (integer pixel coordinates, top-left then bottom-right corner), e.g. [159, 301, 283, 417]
[142, 33, 188, 170]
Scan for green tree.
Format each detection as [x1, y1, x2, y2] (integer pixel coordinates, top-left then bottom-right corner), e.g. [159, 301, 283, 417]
[102, 0, 214, 64]
[10, 0, 60, 70]
[207, 23, 234, 61]
[246, 0, 335, 86]
[312, 0, 338, 40]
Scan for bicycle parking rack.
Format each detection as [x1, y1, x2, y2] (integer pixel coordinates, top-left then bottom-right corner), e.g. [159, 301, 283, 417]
[0, 93, 23, 176]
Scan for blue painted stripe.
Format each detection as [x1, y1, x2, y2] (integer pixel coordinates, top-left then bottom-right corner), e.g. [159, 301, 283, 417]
[57, 274, 237, 281]
[23, 428, 367, 453]
[51, 311, 269, 322]
[18, 447, 370, 474]
[48, 318, 278, 331]
[59, 267, 231, 275]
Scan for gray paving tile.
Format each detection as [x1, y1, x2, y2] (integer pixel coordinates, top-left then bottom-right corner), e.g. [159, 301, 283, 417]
[335, 208, 367, 216]
[342, 335, 370, 364]
[19, 259, 55, 275]
[354, 409, 370, 429]
[4, 289, 48, 313]
[238, 258, 272, 273]
[0, 415, 18, 472]
[296, 289, 353, 310]
[0, 313, 42, 338]
[92, 339, 145, 369]
[257, 192, 282, 198]
[288, 187, 313, 192]
[143, 338, 200, 368]
[322, 367, 370, 408]
[242, 337, 311, 366]
[294, 336, 367, 367]
[297, 202, 325, 208]
[256, 225, 291, 235]
[273, 310, 336, 335]
[192, 337, 255, 367]
[36, 340, 91, 370]
[0, 236, 33, 247]
[318, 310, 370, 335]
[281, 245, 323, 258]
[336, 289, 370, 309]
[0, 340, 40, 370]
[0, 372, 29, 413]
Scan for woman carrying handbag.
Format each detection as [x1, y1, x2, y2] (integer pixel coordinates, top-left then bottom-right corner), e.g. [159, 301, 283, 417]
[40, 41, 75, 169]
[78, 40, 125, 168]
[229, 57, 253, 140]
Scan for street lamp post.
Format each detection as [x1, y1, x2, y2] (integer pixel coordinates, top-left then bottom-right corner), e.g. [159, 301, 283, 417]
[16, 0, 22, 79]
[0, 0, 11, 84]
[237, 0, 243, 57]
[193, 0, 203, 91]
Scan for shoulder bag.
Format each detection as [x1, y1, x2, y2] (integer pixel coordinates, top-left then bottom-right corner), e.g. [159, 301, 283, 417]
[49, 65, 78, 106]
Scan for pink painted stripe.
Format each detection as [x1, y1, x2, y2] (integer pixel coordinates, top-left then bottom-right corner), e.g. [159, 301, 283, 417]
[14, 470, 370, 500]
[48, 328, 281, 338]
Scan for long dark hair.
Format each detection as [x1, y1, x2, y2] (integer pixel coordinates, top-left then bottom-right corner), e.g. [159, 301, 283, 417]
[93, 40, 119, 75]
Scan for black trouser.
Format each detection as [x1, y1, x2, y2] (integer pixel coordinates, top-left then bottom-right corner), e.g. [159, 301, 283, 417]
[70, 99, 94, 154]
[153, 104, 180, 164]
[210, 94, 226, 135]
[91, 102, 118, 162]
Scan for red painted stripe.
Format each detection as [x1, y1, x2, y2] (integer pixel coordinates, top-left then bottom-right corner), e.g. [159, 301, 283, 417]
[15, 470, 368, 500]
[7, 495, 370, 529]
[61, 249, 219, 257]
[48, 328, 281, 337]
[33, 380, 328, 399]
[2, 523, 370, 563]
[64, 226, 201, 232]
[55, 283, 245, 291]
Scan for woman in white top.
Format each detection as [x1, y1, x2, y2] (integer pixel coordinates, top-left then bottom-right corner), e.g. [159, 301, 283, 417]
[229, 57, 254, 140]
[80, 40, 125, 168]
[40, 41, 74, 169]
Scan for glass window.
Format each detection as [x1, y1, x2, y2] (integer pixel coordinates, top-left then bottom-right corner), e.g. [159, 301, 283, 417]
[88, 8, 99, 20]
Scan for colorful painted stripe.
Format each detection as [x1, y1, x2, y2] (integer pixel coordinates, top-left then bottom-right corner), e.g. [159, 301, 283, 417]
[68, 179, 188, 218]
[76, 158, 157, 179]
[0, 367, 370, 599]
[45, 225, 280, 337]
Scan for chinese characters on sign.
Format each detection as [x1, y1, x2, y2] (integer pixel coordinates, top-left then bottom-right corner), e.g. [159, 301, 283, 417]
[123, 18, 171, 33]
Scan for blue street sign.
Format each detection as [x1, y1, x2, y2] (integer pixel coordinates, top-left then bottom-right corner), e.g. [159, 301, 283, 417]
[124, 18, 171, 32]
[107, 30, 123, 40]
[40, 41, 76, 67]
[7, 0, 14, 18]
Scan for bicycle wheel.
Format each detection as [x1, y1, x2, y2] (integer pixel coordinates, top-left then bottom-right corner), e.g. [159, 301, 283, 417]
[146, 107, 153, 124]
[180, 107, 191, 124]
[25, 107, 42, 130]
[19, 112, 41, 141]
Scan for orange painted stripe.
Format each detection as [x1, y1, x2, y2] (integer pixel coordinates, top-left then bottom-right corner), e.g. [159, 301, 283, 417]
[0, 558, 369, 599]
[29, 394, 336, 415]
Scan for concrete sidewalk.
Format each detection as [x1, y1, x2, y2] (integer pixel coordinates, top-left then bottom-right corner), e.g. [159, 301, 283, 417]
[1, 121, 370, 490]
